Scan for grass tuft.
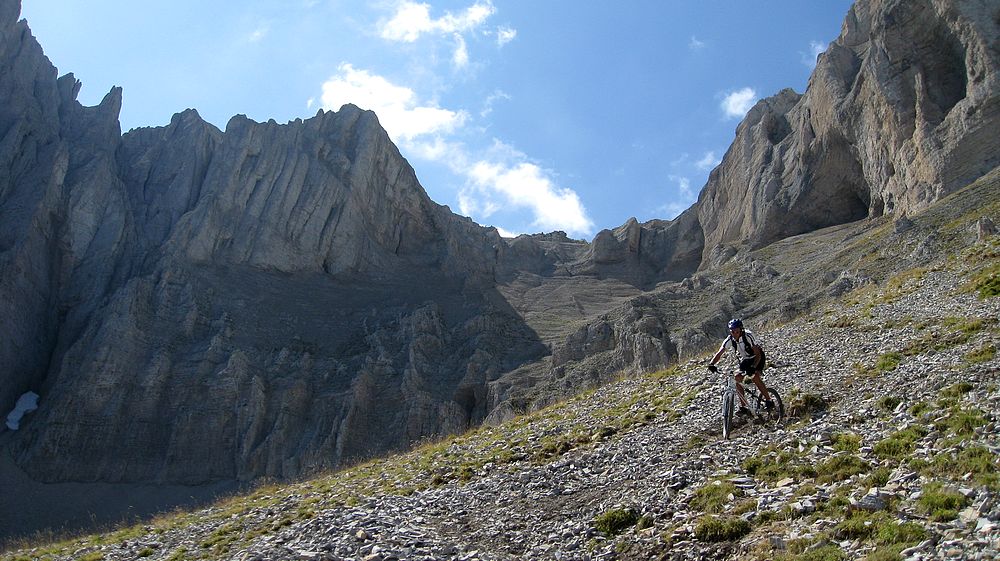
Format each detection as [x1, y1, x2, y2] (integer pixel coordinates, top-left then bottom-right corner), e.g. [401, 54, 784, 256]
[593, 507, 640, 536]
[693, 515, 751, 542]
[917, 483, 968, 521]
[874, 425, 928, 460]
[816, 454, 869, 483]
[965, 343, 996, 364]
[690, 481, 741, 513]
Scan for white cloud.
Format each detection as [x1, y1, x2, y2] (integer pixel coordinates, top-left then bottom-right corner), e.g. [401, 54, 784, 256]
[802, 40, 826, 68]
[496, 26, 517, 47]
[655, 175, 698, 220]
[689, 36, 705, 50]
[380, 1, 502, 69]
[670, 175, 694, 199]
[405, 135, 465, 163]
[696, 151, 720, 170]
[320, 63, 467, 141]
[380, 2, 435, 42]
[380, 0, 496, 42]
[453, 34, 470, 68]
[493, 226, 520, 238]
[480, 90, 510, 117]
[721, 87, 758, 119]
[306, 97, 316, 110]
[466, 160, 593, 235]
[317, 67, 592, 236]
[658, 202, 690, 220]
[248, 24, 270, 43]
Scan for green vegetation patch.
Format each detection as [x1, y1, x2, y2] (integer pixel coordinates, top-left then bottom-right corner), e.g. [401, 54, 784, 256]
[879, 268, 930, 304]
[693, 515, 751, 542]
[909, 401, 932, 418]
[827, 511, 926, 561]
[921, 446, 1000, 489]
[856, 352, 908, 377]
[690, 481, 742, 514]
[917, 483, 969, 521]
[199, 521, 245, 555]
[816, 454, 869, 483]
[773, 544, 846, 561]
[742, 446, 816, 484]
[866, 467, 892, 488]
[875, 519, 926, 546]
[164, 547, 189, 561]
[877, 395, 902, 413]
[939, 382, 974, 399]
[965, 343, 996, 364]
[593, 507, 640, 536]
[937, 408, 987, 437]
[831, 432, 861, 453]
[874, 425, 929, 460]
[874, 352, 902, 373]
[785, 389, 829, 419]
[833, 513, 878, 540]
[968, 263, 1000, 298]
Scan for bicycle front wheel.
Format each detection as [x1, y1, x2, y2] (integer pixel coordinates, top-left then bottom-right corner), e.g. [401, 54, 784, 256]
[763, 389, 784, 423]
[722, 391, 734, 439]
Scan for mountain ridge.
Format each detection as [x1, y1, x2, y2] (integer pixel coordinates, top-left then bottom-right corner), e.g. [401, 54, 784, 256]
[3, 167, 997, 560]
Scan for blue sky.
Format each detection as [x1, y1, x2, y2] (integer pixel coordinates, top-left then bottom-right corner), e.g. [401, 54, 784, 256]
[20, 1, 853, 239]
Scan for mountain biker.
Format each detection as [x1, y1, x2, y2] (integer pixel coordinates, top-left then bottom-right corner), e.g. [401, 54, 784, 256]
[707, 319, 775, 416]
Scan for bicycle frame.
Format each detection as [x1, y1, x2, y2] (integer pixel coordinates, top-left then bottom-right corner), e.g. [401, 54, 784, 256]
[719, 369, 784, 439]
[720, 372, 737, 439]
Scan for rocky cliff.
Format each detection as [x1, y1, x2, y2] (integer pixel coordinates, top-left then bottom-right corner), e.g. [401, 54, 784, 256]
[696, 0, 1000, 263]
[5, 178, 998, 558]
[1, 0, 530, 486]
[483, 0, 1000, 414]
[1, 0, 999, 536]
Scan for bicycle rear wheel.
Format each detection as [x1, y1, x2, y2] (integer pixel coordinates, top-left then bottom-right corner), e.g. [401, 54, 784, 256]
[722, 391, 734, 439]
[762, 389, 784, 423]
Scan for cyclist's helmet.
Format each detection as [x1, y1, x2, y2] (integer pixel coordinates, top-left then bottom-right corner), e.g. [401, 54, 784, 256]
[728, 318, 744, 330]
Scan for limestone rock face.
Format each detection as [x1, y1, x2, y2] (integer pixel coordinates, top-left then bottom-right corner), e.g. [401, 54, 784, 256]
[0, 0, 130, 421]
[697, 0, 1000, 265]
[0, 3, 64, 417]
[576, 209, 704, 285]
[2, 1, 523, 484]
[167, 109, 476, 277]
[4, 99, 531, 483]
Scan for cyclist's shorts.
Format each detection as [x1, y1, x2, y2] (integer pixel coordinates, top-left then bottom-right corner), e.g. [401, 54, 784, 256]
[738, 352, 766, 375]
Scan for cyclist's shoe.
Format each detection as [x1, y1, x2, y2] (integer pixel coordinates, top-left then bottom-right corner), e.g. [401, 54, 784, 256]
[737, 406, 752, 417]
[764, 400, 775, 411]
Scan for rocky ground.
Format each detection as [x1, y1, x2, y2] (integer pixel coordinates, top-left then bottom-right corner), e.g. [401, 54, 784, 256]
[4, 243, 999, 560]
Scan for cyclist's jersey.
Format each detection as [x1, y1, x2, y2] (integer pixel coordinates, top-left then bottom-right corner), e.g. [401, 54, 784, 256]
[718, 329, 761, 360]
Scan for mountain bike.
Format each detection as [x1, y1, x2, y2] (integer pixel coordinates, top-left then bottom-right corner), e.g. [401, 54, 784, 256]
[713, 367, 784, 439]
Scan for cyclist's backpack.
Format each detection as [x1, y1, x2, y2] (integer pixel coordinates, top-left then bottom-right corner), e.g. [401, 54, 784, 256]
[730, 332, 757, 355]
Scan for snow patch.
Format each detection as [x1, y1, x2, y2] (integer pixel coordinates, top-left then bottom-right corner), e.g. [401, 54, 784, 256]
[5, 391, 39, 430]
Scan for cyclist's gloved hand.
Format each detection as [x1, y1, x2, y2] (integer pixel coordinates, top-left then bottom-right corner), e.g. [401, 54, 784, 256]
[707, 364, 718, 373]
